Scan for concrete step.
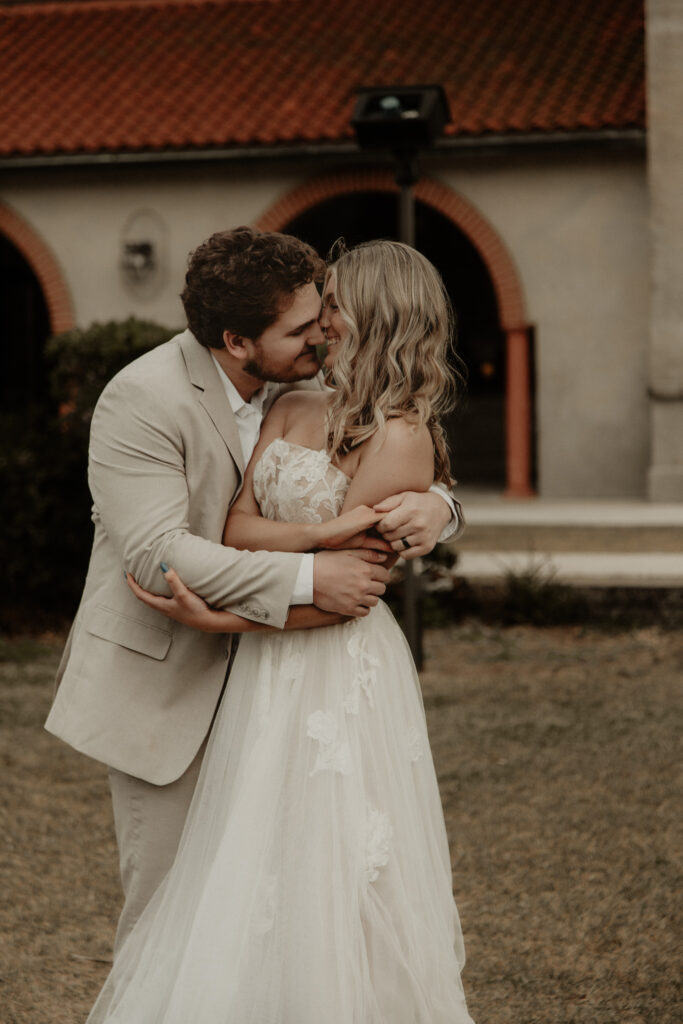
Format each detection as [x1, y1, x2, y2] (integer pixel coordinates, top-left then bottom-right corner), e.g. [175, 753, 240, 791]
[452, 551, 683, 588]
[456, 525, 683, 554]
[457, 494, 683, 529]
[440, 494, 683, 588]
[444, 493, 683, 585]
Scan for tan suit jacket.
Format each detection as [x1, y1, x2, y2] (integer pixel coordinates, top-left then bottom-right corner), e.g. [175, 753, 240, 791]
[46, 330, 314, 785]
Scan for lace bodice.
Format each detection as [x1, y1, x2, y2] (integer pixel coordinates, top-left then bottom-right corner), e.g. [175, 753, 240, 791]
[252, 438, 350, 524]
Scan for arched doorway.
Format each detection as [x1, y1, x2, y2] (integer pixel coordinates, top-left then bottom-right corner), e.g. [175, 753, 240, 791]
[283, 192, 506, 487]
[0, 233, 51, 412]
[257, 172, 533, 495]
[0, 204, 74, 419]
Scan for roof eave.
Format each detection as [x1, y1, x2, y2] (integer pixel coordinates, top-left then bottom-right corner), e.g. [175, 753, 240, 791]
[0, 128, 646, 170]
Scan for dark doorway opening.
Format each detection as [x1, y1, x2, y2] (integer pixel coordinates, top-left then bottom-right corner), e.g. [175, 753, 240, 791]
[284, 191, 506, 487]
[0, 234, 51, 415]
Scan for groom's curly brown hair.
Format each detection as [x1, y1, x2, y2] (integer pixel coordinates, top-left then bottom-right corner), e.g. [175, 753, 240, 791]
[181, 226, 325, 349]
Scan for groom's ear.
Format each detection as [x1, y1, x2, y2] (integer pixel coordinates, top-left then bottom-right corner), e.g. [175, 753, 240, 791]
[222, 329, 248, 361]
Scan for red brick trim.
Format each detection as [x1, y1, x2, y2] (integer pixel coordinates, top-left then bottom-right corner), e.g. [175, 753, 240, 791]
[0, 202, 75, 333]
[255, 170, 527, 330]
[414, 179, 527, 331]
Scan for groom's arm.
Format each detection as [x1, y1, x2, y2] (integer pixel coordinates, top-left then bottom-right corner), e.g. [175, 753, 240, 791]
[88, 374, 302, 629]
[374, 486, 463, 558]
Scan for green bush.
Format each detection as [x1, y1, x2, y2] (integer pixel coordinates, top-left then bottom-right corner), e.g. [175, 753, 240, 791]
[46, 317, 176, 444]
[0, 413, 90, 625]
[0, 318, 175, 627]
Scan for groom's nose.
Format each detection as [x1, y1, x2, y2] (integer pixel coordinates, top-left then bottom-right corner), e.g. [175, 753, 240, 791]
[307, 321, 325, 346]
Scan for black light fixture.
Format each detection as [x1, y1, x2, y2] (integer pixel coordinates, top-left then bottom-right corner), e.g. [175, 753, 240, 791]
[351, 84, 452, 668]
[351, 83, 452, 240]
[351, 85, 450, 153]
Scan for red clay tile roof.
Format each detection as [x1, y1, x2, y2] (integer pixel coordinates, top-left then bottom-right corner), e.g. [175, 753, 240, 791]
[0, 0, 645, 158]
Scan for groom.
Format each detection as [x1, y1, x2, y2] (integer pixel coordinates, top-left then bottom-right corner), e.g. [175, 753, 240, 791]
[46, 226, 458, 953]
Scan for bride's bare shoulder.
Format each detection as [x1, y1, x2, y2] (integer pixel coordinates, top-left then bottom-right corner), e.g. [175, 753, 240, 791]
[272, 388, 327, 410]
[270, 389, 327, 420]
[265, 389, 328, 438]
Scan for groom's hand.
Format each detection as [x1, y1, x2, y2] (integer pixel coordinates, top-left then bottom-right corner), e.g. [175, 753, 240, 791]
[312, 549, 391, 617]
[374, 490, 451, 558]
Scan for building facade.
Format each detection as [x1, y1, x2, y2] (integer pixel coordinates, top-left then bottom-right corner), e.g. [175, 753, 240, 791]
[2, 0, 675, 501]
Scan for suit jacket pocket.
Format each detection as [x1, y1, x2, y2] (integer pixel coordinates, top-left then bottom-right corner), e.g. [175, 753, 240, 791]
[85, 604, 173, 660]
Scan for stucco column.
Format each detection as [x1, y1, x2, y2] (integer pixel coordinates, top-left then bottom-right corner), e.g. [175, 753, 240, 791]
[646, 0, 683, 501]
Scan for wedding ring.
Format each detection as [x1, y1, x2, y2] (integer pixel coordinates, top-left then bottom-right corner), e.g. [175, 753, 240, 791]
[401, 537, 411, 550]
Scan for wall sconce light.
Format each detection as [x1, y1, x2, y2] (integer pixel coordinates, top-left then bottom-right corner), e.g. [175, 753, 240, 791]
[120, 208, 168, 298]
[121, 240, 157, 283]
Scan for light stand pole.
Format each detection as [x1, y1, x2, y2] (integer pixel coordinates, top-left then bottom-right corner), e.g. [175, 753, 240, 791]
[351, 85, 451, 669]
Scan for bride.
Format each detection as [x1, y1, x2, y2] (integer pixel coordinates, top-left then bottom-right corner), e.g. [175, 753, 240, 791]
[88, 240, 475, 1024]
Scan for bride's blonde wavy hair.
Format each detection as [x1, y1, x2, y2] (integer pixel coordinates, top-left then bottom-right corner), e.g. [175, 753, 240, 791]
[324, 240, 460, 484]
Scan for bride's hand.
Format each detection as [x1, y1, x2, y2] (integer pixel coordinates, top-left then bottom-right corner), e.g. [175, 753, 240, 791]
[126, 569, 225, 632]
[317, 506, 391, 552]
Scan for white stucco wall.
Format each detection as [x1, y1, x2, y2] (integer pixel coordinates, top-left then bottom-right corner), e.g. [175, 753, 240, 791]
[436, 151, 649, 498]
[1, 162, 303, 328]
[1, 148, 648, 498]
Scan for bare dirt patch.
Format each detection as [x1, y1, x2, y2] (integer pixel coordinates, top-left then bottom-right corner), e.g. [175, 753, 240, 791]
[1, 624, 681, 1023]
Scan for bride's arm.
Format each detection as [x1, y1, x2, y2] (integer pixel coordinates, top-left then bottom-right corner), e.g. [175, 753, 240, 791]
[223, 393, 386, 553]
[339, 417, 435, 513]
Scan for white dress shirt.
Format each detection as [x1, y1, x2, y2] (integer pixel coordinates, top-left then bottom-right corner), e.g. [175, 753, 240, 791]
[211, 357, 461, 606]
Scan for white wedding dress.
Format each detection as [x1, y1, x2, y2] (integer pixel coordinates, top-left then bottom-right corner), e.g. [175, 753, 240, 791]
[88, 439, 475, 1024]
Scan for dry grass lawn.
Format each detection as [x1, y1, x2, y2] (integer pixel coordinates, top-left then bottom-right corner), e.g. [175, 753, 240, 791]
[1, 622, 681, 1023]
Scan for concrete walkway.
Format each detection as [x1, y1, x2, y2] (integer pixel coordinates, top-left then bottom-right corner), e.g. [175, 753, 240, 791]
[458, 492, 683, 527]
[450, 493, 683, 587]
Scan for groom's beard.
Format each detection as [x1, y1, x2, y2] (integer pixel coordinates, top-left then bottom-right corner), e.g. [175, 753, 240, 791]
[243, 347, 321, 384]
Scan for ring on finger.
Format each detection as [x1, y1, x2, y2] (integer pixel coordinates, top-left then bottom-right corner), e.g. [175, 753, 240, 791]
[400, 537, 411, 550]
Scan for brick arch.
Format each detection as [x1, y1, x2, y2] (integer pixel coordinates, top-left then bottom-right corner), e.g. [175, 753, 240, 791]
[0, 202, 75, 334]
[256, 171, 533, 496]
[255, 170, 526, 331]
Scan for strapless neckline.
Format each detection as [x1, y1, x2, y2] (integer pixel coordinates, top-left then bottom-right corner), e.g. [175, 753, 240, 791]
[260, 437, 351, 482]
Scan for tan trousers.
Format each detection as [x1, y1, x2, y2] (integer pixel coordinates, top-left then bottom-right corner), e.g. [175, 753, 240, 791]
[107, 738, 207, 956]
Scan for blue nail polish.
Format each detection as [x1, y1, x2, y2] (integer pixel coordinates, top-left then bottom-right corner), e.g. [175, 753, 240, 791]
[160, 562, 169, 573]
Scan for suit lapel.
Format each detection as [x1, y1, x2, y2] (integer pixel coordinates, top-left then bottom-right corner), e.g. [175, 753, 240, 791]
[178, 331, 245, 477]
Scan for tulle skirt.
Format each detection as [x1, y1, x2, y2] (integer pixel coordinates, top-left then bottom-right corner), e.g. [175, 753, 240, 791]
[88, 602, 474, 1023]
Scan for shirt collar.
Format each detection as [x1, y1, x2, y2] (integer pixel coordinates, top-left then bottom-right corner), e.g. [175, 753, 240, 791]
[211, 354, 269, 416]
